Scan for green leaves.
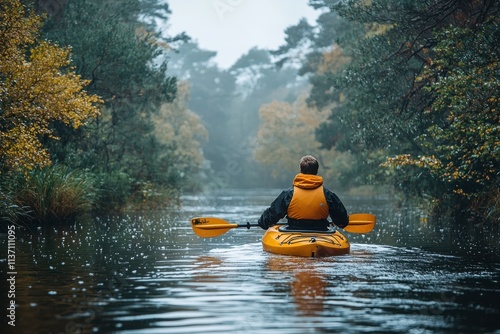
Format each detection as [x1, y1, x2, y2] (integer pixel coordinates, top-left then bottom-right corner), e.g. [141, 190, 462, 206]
[408, 23, 500, 198]
[300, 0, 500, 219]
[41, 0, 183, 190]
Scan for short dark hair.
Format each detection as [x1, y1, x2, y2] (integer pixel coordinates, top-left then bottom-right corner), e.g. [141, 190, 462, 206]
[300, 155, 319, 175]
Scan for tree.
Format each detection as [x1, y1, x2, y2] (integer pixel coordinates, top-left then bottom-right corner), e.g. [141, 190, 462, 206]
[41, 0, 180, 189]
[153, 81, 208, 190]
[163, 41, 237, 171]
[383, 22, 500, 216]
[225, 47, 310, 187]
[0, 0, 101, 172]
[309, 0, 499, 219]
[270, 3, 370, 187]
[253, 95, 353, 186]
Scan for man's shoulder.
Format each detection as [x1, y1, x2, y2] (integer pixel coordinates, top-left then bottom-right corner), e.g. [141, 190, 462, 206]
[322, 186, 340, 200]
[322, 185, 333, 194]
[280, 186, 294, 196]
[275, 187, 293, 201]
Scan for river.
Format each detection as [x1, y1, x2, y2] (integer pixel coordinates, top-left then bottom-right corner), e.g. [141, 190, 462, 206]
[1, 188, 500, 333]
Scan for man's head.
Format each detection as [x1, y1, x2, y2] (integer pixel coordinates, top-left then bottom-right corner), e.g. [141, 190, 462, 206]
[299, 155, 319, 175]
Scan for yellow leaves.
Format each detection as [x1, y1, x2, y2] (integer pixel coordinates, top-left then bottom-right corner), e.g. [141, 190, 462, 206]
[153, 81, 208, 168]
[1, 124, 51, 171]
[0, 0, 42, 53]
[317, 45, 351, 75]
[453, 188, 465, 196]
[364, 23, 395, 38]
[254, 98, 314, 178]
[9, 41, 101, 123]
[382, 154, 442, 170]
[0, 0, 102, 171]
[381, 154, 411, 167]
[253, 94, 348, 181]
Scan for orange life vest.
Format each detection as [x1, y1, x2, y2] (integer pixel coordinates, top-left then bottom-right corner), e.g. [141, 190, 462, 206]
[287, 173, 329, 220]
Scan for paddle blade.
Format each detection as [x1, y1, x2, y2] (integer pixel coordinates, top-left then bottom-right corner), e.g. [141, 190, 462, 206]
[191, 217, 238, 238]
[344, 213, 376, 233]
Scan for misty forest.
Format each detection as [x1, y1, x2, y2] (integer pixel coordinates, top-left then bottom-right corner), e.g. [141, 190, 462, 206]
[1, 0, 499, 225]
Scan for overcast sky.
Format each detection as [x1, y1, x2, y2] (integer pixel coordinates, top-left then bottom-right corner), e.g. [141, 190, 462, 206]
[166, 0, 321, 69]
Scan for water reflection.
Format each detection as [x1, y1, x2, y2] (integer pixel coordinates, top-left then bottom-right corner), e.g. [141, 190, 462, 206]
[267, 257, 327, 317]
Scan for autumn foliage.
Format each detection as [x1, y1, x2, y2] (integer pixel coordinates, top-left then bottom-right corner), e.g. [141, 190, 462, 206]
[254, 95, 354, 185]
[153, 81, 208, 187]
[0, 0, 101, 171]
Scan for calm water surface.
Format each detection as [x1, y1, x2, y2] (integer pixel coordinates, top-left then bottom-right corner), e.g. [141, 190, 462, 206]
[2, 189, 500, 333]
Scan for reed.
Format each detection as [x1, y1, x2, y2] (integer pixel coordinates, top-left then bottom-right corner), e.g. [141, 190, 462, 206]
[14, 165, 96, 223]
[0, 189, 27, 226]
[93, 171, 132, 213]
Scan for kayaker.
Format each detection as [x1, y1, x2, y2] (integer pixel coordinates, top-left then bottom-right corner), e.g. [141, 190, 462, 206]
[257, 155, 349, 231]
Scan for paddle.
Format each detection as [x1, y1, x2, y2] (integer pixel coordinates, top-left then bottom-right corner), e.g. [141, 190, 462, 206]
[345, 213, 377, 234]
[191, 213, 376, 238]
[190, 217, 258, 238]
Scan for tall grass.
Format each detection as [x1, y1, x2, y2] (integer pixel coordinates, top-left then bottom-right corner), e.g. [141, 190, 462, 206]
[13, 165, 96, 223]
[482, 187, 500, 223]
[93, 171, 132, 213]
[0, 188, 29, 228]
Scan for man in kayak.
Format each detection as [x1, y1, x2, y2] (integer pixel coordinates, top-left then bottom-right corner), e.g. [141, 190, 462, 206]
[258, 155, 349, 231]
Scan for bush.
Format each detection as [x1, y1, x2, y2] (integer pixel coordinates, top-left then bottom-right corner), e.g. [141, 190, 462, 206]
[93, 171, 133, 213]
[473, 186, 500, 224]
[12, 165, 96, 223]
[1, 165, 181, 225]
[128, 181, 180, 211]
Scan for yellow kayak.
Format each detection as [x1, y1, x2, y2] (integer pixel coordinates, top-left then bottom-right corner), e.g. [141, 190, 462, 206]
[191, 214, 375, 257]
[262, 225, 350, 257]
